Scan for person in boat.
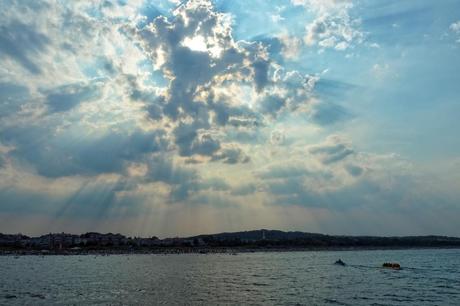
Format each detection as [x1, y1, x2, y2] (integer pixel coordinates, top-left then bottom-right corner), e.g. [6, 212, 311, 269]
[382, 262, 401, 269]
[334, 259, 346, 266]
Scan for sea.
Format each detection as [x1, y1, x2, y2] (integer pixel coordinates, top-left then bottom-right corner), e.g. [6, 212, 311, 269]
[0, 248, 459, 305]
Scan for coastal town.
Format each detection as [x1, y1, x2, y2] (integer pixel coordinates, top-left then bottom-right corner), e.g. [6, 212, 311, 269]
[1, 230, 460, 255]
[0, 232, 206, 253]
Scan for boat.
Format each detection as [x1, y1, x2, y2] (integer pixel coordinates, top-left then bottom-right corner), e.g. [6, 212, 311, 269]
[334, 259, 346, 266]
[382, 262, 401, 270]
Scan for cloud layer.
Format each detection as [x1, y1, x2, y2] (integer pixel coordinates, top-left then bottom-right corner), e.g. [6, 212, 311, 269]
[0, 0, 459, 236]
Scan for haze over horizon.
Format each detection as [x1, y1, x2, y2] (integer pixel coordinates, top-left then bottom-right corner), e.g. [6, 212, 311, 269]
[1, 0, 460, 238]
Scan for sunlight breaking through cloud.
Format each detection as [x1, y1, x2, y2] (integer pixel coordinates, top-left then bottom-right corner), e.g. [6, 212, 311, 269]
[0, 0, 459, 237]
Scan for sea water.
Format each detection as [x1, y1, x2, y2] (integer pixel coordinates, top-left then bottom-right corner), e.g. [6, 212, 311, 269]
[1, 248, 459, 305]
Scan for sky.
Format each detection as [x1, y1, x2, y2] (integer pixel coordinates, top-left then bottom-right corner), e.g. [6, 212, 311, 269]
[0, 0, 460, 237]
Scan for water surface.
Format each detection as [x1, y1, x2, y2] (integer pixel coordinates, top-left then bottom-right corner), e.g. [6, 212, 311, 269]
[1, 249, 459, 305]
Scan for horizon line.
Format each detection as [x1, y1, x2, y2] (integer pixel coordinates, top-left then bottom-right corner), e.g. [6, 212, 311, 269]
[2, 229, 459, 240]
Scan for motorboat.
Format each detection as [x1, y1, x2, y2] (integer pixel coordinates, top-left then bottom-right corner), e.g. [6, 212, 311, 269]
[334, 259, 346, 266]
[382, 262, 401, 270]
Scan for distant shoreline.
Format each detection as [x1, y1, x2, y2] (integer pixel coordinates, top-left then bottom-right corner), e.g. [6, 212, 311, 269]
[2, 230, 460, 256]
[2, 245, 460, 256]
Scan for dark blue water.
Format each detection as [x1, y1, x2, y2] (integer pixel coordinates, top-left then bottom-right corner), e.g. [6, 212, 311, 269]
[1, 249, 459, 305]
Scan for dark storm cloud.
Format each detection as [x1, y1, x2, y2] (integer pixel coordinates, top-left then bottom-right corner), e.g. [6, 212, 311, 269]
[0, 20, 50, 74]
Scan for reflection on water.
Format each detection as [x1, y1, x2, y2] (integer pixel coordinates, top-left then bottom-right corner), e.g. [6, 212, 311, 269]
[1, 249, 459, 305]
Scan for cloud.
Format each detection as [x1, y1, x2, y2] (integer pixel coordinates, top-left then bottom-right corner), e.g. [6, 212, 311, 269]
[132, 0, 286, 165]
[1, 0, 458, 237]
[0, 0, 296, 195]
[0, 175, 152, 219]
[450, 21, 460, 33]
[147, 156, 231, 201]
[0, 82, 30, 119]
[277, 33, 302, 60]
[345, 164, 364, 177]
[450, 21, 460, 43]
[252, 59, 271, 92]
[173, 122, 222, 158]
[251, 69, 319, 119]
[0, 20, 50, 74]
[0, 0, 375, 205]
[257, 165, 313, 180]
[190, 133, 221, 156]
[1, 126, 167, 178]
[309, 135, 354, 164]
[173, 122, 205, 157]
[292, 0, 363, 51]
[211, 145, 250, 164]
[147, 156, 198, 185]
[269, 130, 285, 146]
[254, 138, 424, 211]
[44, 82, 102, 113]
[231, 183, 257, 196]
[309, 100, 350, 125]
[314, 78, 356, 99]
[136, 0, 251, 121]
[259, 94, 286, 116]
[131, 0, 327, 159]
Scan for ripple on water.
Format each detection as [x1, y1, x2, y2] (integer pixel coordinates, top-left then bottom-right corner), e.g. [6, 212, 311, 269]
[0, 249, 460, 305]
